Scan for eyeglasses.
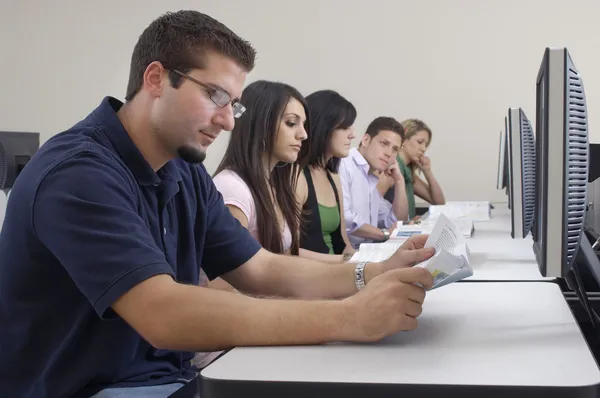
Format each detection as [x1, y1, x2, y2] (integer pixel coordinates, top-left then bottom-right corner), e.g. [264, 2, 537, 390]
[169, 69, 246, 119]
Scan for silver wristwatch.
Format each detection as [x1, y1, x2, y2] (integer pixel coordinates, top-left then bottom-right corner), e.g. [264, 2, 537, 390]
[355, 262, 368, 290]
[381, 229, 390, 241]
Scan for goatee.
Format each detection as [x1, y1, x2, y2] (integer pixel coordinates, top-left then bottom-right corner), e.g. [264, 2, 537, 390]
[177, 146, 206, 164]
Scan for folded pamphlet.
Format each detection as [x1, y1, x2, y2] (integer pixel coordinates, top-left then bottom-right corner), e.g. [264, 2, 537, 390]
[415, 213, 473, 289]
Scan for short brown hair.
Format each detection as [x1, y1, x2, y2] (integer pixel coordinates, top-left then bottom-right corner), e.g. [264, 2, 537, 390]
[125, 10, 256, 101]
[365, 116, 404, 140]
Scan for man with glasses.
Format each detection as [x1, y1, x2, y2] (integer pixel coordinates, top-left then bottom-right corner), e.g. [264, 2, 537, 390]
[0, 10, 434, 398]
[169, 68, 247, 119]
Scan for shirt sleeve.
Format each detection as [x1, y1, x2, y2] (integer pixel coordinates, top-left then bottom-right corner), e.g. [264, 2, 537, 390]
[200, 168, 261, 280]
[212, 170, 255, 226]
[32, 151, 173, 319]
[339, 160, 367, 234]
[377, 194, 398, 229]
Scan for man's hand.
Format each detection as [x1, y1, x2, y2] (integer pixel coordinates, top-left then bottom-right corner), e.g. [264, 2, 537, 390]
[376, 169, 395, 194]
[387, 160, 404, 183]
[342, 267, 433, 341]
[376, 161, 404, 196]
[378, 234, 434, 275]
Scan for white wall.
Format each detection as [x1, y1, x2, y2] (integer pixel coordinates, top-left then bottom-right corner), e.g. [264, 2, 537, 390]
[1, 0, 600, 202]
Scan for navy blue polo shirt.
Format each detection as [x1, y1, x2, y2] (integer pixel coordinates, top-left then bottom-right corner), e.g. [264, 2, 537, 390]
[0, 97, 261, 398]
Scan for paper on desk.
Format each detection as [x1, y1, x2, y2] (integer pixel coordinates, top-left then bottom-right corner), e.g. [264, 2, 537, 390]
[428, 201, 491, 222]
[415, 213, 473, 289]
[348, 242, 402, 263]
[388, 225, 424, 240]
[390, 218, 474, 240]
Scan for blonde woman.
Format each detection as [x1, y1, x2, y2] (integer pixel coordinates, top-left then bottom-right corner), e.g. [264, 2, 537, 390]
[381, 119, 445, 219]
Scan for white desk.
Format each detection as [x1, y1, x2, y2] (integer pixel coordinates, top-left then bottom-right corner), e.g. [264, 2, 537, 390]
[201, 282, 600, 398]
[461, 203, 553, 281]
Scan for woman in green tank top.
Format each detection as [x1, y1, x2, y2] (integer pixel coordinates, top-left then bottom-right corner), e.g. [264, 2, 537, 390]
[318, 203, 341, 254]
[391, 119, 446, 219]
[296, 90, 357, 260]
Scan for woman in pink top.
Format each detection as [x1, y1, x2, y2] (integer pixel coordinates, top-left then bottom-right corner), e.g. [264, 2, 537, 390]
[213, 80, 307, 255]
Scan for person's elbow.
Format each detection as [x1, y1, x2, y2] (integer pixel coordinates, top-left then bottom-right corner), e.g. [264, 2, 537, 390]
[393, 208, 408, 223]
[344, 211, 361, 235]
[111, 274, 181, 350]
[379, 212, 398, 229]
[143, 323, 174, 351]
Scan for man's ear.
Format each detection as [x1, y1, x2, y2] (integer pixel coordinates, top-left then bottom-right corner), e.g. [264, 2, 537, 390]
[360, 134, 371, 148]
[143, 61, 168, 99]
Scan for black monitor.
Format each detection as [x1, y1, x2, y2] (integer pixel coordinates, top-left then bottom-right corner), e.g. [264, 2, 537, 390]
[496, 128, 508, 191]
[507, 107, 536, 239]
[0, 132, 40, 191]
[532, 47, 598, 281]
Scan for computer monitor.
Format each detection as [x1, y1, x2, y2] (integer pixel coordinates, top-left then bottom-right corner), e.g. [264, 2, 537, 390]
[532, 48, 597, 280]
[496, 128, 508, 190]
[0, 132, 40, 191]
[507, 107, 536, 239]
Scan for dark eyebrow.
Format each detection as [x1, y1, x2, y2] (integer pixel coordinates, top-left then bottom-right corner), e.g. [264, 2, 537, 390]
[284, 113, 307, 124]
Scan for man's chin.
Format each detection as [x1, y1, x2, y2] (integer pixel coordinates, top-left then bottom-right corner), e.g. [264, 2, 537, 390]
[177, 146, 206, 164]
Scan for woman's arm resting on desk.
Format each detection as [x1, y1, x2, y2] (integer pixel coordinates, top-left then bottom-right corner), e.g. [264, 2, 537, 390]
[112, 252, 434, 351]
[413, 157, 445, 205]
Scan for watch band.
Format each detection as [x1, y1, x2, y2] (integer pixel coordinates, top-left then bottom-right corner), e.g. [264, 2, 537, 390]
[381, 229, 390, 241]
[355, 262, 368, 290]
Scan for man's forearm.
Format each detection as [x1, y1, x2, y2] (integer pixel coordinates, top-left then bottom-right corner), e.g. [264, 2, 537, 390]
[233, 252, 382, 300]
[377, 180, 393, 196]
[351, 223, 386, 241]
[392, 181, 409, 221]
[299, 248, 344, 264]
[207, 277, 239, 293]
[142, 276, 353, 352]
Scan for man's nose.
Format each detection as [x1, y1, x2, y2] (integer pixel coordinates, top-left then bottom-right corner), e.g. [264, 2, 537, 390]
[213, 104, 235, 132]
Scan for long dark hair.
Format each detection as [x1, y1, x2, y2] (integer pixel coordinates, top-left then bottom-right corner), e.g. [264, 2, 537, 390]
[214, 80, 309, 255]
[298, 90, 356, 173]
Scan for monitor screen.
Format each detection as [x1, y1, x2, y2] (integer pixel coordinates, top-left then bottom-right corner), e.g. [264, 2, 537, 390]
[534, 65, 546, 248]
[496, 129, 508, 190]
[0, 132, 40, 191]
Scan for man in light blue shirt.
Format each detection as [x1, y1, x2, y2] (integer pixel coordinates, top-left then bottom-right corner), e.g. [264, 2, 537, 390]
[339, 116, 409, 248]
